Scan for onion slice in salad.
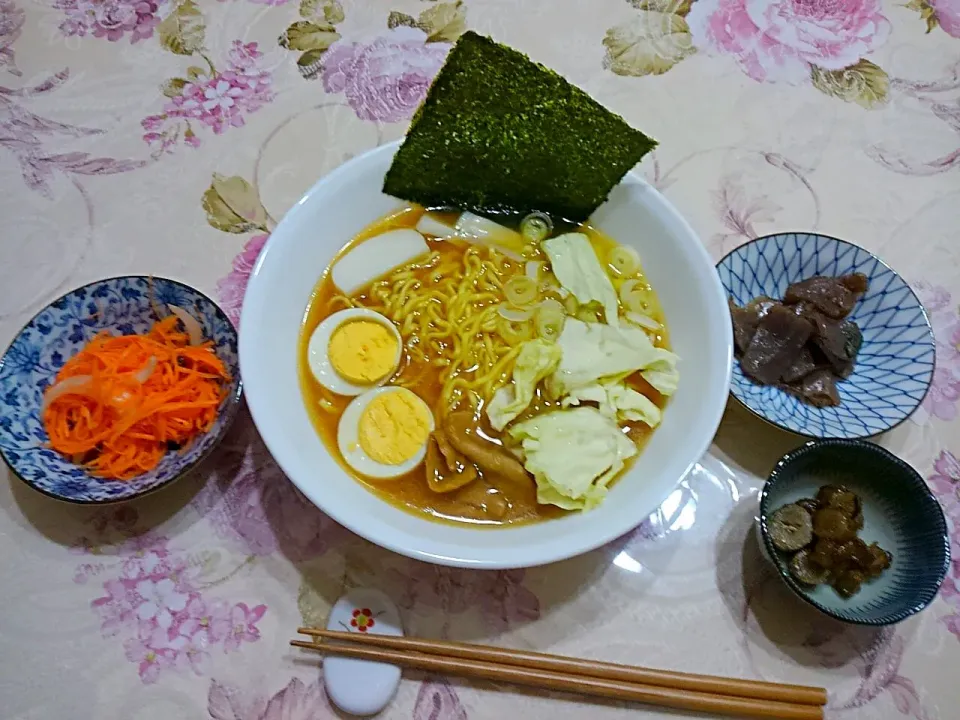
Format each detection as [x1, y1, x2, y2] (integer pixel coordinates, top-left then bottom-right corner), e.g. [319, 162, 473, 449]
[168, 304, 204, 346]
[41, 375, 93, 413]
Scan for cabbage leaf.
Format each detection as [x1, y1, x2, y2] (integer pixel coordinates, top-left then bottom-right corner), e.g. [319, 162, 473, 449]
[507, 407, 637, 510]
[562, 381, 662, 427]
[548, 318, 679, 397]
[542, 233, 619, 327]
[486, 339, 562, 430]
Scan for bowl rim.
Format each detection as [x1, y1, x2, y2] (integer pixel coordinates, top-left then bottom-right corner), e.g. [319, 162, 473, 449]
[716, 231, 936, 440]
[0, 274, 244, 506]
[758, 438, 951, 626]
[239, 139, 733, 568]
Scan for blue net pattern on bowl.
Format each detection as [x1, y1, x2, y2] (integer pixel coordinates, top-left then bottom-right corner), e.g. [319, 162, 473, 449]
[717, 233, 934, 438]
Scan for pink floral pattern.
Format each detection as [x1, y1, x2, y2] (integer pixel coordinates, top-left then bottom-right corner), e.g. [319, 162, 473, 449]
[929, 450, 960, 642]
[191, 411, 344, 560]
[0, 0, 24, 74]
[216, 233, 268, 326]
[931, 0, 960, 37]
[142, 41, 274, 156]
[55, 0, 166, 43]
[413, 677, 467, 720]
[393, 563, 539, 632]
[687, 0, 890, 83]
[207, 677, 332, 720]
[73, 508, 267, 684]
[0, 70, 146, 196]
[913, 284, 960, 422]
[321, 27, 450, 123]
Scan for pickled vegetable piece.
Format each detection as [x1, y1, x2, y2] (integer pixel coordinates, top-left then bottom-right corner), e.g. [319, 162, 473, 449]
[813, 507, 856, 541]
[789, 549, 830, 586]
[768, 504, 814, 551]
[833, 570, 866, 598]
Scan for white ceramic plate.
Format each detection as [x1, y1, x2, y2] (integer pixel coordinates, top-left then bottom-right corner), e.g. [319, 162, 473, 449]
[240, 141, 732, 569]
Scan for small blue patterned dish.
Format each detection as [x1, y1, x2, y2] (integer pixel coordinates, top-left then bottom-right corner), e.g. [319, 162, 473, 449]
[717, 232, 935, 439]
[759, 439, 949, 626]
[0, 276, 241, 504]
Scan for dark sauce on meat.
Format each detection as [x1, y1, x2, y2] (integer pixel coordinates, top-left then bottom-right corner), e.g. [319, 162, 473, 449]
[729, 273, 868, 407]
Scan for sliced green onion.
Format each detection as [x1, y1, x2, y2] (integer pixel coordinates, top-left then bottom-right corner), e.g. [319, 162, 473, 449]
[520, 212, 552, 243]
[563, 294, 579, 315]
[625, 311, 660, 331]
[497, 303, 533, 322]
[618, 279, 654, 314]
[608, 245, 641, 276]
[496, 315, 533, 344]
[535, 299, 566, 342]
[504, 275, 539, 307]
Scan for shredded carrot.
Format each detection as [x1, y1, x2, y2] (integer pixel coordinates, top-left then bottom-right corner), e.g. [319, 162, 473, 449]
[42, 315, 231, 481]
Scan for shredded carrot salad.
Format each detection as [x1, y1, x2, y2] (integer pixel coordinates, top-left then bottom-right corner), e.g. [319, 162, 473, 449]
[42, 315, 231, 480]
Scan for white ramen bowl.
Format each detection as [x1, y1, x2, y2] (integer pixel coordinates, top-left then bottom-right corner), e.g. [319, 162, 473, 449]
[240, 141, 733, 569]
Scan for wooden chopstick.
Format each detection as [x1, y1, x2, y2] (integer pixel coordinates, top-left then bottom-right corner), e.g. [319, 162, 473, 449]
[292, 639, 823, 720]
[296, 627, 826, 707]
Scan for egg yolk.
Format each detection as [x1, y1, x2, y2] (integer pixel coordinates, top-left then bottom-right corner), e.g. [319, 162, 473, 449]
[357, 390, 431, 465]
[329, 319, 398, 384]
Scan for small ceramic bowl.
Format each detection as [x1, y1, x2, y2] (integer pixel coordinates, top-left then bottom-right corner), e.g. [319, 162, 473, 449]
[717, 232, 935, 439]
[0, 276, 242, 504]
[758, 439, 949, 626]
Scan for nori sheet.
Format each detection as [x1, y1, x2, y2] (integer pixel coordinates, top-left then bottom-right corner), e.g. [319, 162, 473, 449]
[383, 31, 657, 222]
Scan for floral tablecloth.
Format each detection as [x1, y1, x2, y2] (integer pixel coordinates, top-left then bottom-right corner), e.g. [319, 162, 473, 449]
[2, 0, 960, 718]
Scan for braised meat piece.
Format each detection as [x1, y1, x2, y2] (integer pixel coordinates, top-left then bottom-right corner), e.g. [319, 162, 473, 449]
[791, 368, 841, 408]
[783, 273, 868, 319]
[729, 296, 776, 355]
[740, 306, 813, 385]
[781, 347, 817, 383]
[729, 272, 868, 408]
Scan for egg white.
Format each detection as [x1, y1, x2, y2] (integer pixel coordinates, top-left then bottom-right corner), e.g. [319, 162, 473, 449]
[307, 308, 403, 396]
[336, 386, 435, 480]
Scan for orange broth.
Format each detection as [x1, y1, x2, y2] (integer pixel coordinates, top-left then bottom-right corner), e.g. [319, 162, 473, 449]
[298, 206, 672, 527]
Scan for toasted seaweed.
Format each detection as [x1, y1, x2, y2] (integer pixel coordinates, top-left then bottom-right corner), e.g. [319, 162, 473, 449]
[383, 31, 657, 222]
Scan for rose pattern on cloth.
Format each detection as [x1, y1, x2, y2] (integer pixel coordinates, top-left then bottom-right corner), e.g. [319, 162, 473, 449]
[192, 411, 345, 561]
[604, 0, 892, 107]
[321, 27, 451, 122]
[906, 0, 960, 36]
[0, 0, 24, 74]
[929, 451, 960, 642]
[931, 0, 960, 36]
[912, 284, 960, 423]
[216, 233, 269, 326]
[392, 563, 539, 633]
[0, 69, 146, 196]
[73, 508, 267, 683]
[413, 677, 467, 720]
[686, 0, 890, 83]
[0, 1, 958, 718]
[142, 41, 275, 156]
[55, 0, 166, 43]
[207, 677, 333, 720]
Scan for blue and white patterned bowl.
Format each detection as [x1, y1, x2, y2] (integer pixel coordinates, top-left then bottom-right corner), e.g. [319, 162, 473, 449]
[717, 233, 935, 439]
[758, 439, 949, 626]
[0, 276, 242, 504]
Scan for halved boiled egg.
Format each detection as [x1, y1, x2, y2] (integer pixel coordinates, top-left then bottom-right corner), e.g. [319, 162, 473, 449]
[337, 386, 435, 479]
[308, 308, 402, 396]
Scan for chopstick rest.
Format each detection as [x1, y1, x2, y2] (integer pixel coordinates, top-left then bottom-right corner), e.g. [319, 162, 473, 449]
[323, 589, 403, 716]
